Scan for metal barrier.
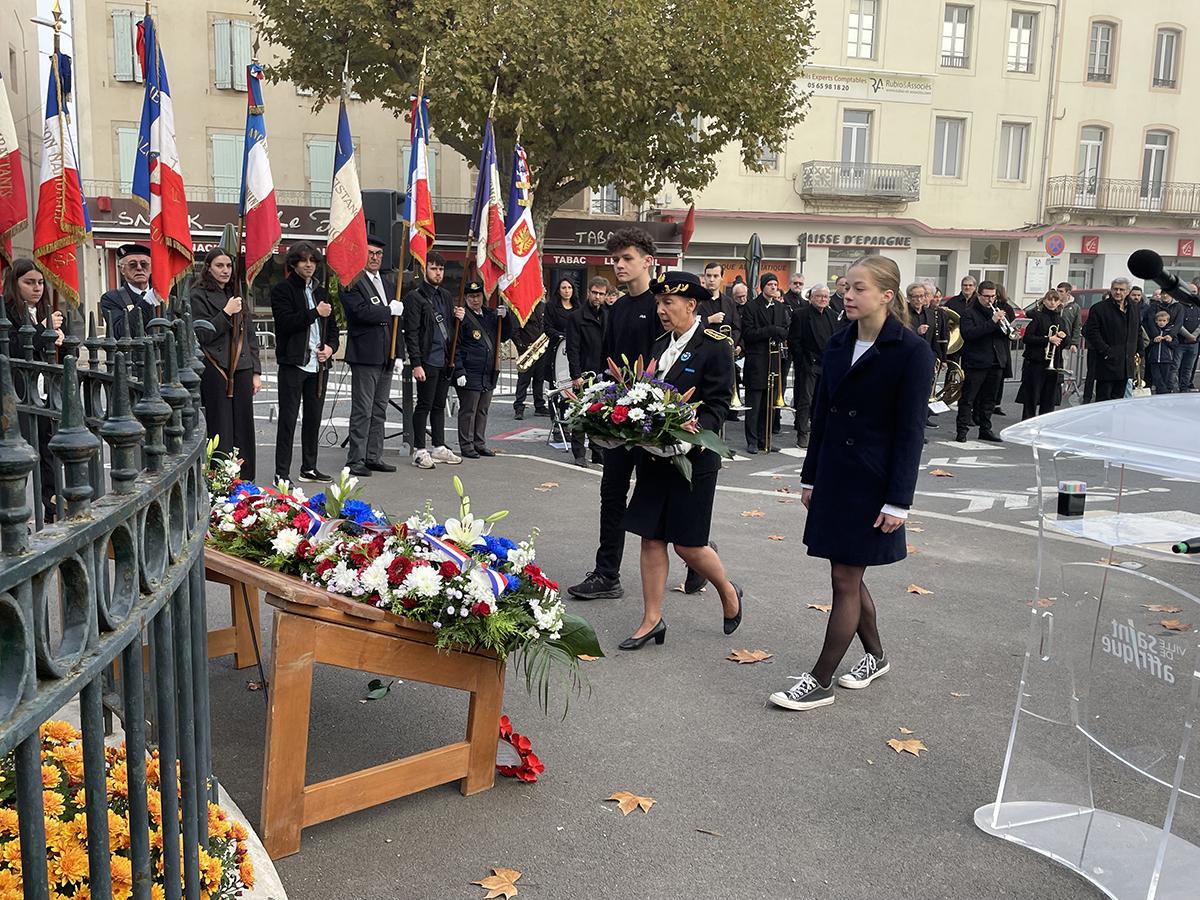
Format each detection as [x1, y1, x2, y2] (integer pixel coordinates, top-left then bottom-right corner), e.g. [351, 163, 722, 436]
[0, 301, 212, 899]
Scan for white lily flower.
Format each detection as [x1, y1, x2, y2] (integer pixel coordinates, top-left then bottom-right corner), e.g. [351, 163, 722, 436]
[443, 513, 490, 547]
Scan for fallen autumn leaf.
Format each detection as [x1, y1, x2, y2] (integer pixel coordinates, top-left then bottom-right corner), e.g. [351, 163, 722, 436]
[606, 791, 656, 815]
[806, 603, 833, 613]
[727, 649, 774, 664]
[473, 867, 522, 899]
[767, 534, 786, 541]
[898, 727, 915, 735]
[906, 584, 933, 595]
[1160, 619, 1194, 632]
[886, 738, 929, 757]
[740, 509, 765, 518]
[1143, 603, 1182, 614]
[578, 655, 600, 662]
[928, 468, 955, 477]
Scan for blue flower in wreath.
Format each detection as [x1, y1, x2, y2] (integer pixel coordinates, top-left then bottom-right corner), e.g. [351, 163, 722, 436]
[228, 483, 262, 502]
[482, 535, 517, 560]
[504, 574, 521, 593]
[341, 499, 380, 526]
[425, 523, 446, 537]
[306, 492, 327, 515]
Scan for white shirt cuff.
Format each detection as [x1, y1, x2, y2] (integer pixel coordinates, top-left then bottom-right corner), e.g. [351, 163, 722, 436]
[800, 482, 813, 490]
[880, 504, 909, 520]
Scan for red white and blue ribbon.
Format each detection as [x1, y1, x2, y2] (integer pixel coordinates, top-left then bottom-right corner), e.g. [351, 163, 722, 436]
[421, 531, 507, 598]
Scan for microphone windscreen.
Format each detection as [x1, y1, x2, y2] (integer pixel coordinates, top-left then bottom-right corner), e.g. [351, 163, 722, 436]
[1128, 249, 1164, 280]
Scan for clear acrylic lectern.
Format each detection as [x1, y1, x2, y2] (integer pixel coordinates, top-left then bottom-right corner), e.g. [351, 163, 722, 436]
[978, 395, 1200, 900]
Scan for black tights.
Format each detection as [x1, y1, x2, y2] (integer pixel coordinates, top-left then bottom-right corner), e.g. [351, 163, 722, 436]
[811, 563, 883, 687]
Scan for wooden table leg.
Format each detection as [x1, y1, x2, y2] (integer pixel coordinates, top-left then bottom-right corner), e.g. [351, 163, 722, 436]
[461, 660, 505, 796]
[260, 608, 316, 859]
[231, 582, 262, 670]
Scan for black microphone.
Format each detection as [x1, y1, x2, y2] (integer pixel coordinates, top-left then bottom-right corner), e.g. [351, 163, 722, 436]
[1172, 536, 1200, 555]
[1128, 250, 1200, 306]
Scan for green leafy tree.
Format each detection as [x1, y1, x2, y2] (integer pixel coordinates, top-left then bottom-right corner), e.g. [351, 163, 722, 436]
[256, 0, 816, 239]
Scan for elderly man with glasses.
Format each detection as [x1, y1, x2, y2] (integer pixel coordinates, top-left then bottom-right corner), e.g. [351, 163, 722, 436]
[101, 243, 162, 338]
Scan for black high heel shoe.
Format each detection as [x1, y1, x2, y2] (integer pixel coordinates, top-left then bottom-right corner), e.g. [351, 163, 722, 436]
[723, 582, 744, 635]
[619, 619, 666, 650]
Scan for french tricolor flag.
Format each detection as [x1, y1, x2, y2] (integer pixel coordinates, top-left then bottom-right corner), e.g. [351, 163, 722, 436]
[403, 95, 435, 272]
[133, 15, 193, 296]
[0, 69, 27, 275]
[32, 52, 90, 305]
[325, 98, 367, 286]
[470, 116, 506, 297]
[240, 63, 281, 284]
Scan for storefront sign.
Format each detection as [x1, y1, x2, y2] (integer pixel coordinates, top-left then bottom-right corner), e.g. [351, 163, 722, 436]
[800, 67, 934, 106]
[1081, 235, 1100, 255]
[1179, 238, 1194, 258]
[544, 253, 678, 267]
[805, 232, 913, 249]
[1025, 256, 1052, 295]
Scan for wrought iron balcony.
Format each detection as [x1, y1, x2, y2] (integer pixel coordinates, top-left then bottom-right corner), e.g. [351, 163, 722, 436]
[799, 160, 921, 202]
[1045, 175, 1200, 216]
[1086, 68, 1111, 82]
[941, 53, 969, 69]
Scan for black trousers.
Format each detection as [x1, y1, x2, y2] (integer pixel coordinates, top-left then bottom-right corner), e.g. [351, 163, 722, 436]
[956, 366, 1001, 436]
[773, 356, 791, 431]
[744, 388, 766, 449]
[456, 386, 492, 452]
[1018, 361, 1060, 421]
[792, 358, 819, 437]
[201, 362, 256, 482]
[594, 445, 638, 580]
[514, 353, 548, 411]
[275, 364, 322, 479]
[412, 365, 451, 449]
[1094, 378, 1125, 402]
[1082, 350, 1098, 403]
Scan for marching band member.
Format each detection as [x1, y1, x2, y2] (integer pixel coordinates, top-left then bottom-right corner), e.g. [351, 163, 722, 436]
[740, 272, 789, 455]
[620, 271, 742, 650]
[769, 256, 932, 711]
[790, 283, 835, 448]
[511, 302, 549, 419]
[190, 248, 262, 480]
[271, 241, 339, 484]
[341, 235, 402, 476]
[452, 280, 510, 459]
[954, 280, 1007, 443]
[1016, 289, 1067, 419]
[564, 277, 609, 467]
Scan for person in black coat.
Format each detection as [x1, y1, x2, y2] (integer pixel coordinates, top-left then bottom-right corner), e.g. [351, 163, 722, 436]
[954, 281, 1008, 442]
[698, 262, 742, 349]
[790, 282, 836, 448]
[543, 278, 579, 391]
[101, 243, 163, 338]
[740, 272, 790, 454]
[270, 241, 339, 484]
[341, 236, 404, 476]
[401, 250, 462, 469]
[991, 285, 1018, 415]
[1082, 278, 1141, 402]
[190, 248, 262, 480]
[564, 278, 609, 466]
[768, 256, 933, 712]
[452, 281, 512, 458]
[1016, 289, 1068, 420]
[620, 271, 742, 650]
[511, 302, 549, 418]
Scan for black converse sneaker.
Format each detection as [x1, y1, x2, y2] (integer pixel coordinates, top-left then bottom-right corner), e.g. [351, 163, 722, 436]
[837, 652, 889, 689]
[768, 673, 835, 711]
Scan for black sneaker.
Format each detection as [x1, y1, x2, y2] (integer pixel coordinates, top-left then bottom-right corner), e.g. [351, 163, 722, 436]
[768, 673, 835, 711]
[513, 407, 525, 420]
[298, 468, 330, 483]
[837, 652, 889, 689]
[567, 571, 623, 600]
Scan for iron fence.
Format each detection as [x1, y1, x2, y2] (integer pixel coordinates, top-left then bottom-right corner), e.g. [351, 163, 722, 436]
[0, 300, 212, 900]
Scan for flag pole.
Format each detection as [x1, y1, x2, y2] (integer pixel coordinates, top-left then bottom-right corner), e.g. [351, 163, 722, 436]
[390, 46, 426, 361]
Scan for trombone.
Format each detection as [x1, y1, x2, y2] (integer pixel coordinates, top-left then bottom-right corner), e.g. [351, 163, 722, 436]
[764, 338, 785, 452]
[721, 324, 748, 411]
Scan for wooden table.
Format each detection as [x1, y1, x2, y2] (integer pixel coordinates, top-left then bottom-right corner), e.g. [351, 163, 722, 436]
[203, 561, 262, 670]
[203, 548, 506, 859]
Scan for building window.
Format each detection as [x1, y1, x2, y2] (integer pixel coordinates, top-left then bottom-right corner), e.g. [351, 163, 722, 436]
[1154, 28, 1180, 88]
[1141, 130, 1171, 208]
[915, 251, 950, 290]
[828, 246, 876, 281]
[969, 239, 1010, 286]
[755, 140, 780, 171]
[997, 122, 1029, 181]
[941, 5, 970, 68]
[115, 126, 139, 193]
[590, 184, 621, 215]
[307, 138, 335, 207]
[932, 116, 965, 177]
[111, 8, 143, 83]
[400, 143, 439, 197]
[1076, 125, 1106, 205]
[1088, 21, 1115, 82]
[1007, 11, 1037, 73]
[847, 0, 877, 59]
[840, 110, 872, 164]
[211, 133, 242, 204]
[213, 19, 253, 91]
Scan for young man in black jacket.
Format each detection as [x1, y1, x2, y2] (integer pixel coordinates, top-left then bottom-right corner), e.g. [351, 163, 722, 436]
[954, 280, 1007, 442]
[568, 228, 661, 600]
[401, 251, 463, 470]
[565, 276, 609, 467]
[270, 241, 340, 483]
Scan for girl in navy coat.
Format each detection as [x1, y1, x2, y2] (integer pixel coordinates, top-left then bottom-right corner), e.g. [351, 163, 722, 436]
[769, 256, 934, 712]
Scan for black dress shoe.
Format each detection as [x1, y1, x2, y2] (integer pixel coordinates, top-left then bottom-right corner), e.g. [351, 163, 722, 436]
[979, 431, 1003, 443]
[476, 447, 496, 457]
[534, 407, 551, 417]
[513, 408, 525, 420]
[347, 463, 373, 477]
[619, 619, 666, 650]
[298, 468, 330, 483]
[745, 446, 759, 455]
[954, 433, 968, 442]
[993, 407, 1007, 416]
[366, 459, 397, 472]
[724, 582, 744, 635]
[459, 449, 481, 459]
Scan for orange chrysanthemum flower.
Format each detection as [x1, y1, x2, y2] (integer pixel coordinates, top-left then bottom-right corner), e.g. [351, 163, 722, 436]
[239, 857, 255, 888]
[39, 721, 81, 746]
[41, 763, 63, 790]
[42, 790, 66, 818]
[109, 854, 133, 900]
[50, 841, 88, 885]
[0, 809, 18, 837]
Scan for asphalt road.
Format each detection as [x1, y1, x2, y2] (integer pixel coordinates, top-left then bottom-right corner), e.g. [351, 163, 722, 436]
[205, 378, 1200, 900]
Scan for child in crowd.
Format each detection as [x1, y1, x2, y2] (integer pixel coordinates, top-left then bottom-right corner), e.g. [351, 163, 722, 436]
[1146, 309, 1177, 394]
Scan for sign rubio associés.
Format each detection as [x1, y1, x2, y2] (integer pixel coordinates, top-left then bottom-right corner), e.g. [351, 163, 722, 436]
[800, 67, 933, 105]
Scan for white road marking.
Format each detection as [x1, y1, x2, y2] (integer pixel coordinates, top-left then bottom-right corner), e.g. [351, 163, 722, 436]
[926, 456, 1021, 469]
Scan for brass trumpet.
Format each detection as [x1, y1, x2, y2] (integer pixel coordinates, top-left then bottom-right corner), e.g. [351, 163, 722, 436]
[721, 325, 748, 411]
[515, 332, 549, 372]
[1045, 328, 1066, 363]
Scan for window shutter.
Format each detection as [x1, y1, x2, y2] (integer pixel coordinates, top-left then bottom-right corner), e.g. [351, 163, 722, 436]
[427, 145, 439, 197]
[116, 127, 139, 192]
[112, 9, 133, 81]
[211, 134, 242, 203]
[213, 19, 232, 89]
[307, 140, 335, 205]
[231, 21, 252, 91]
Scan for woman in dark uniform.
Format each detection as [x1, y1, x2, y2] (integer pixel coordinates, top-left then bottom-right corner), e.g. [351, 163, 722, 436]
[769, 256, 933, 710]
[620, 271, 743, 650]
[190, 248, 262, 480]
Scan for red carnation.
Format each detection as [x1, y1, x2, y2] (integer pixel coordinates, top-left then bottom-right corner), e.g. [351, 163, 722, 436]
[587, 402, 602, 413]
[523, 563, 542, 578]
[368, 534, 386, 557]
[471, 601, 491, 616]
[296, 539, 314, 560]
[499, 715, 513, 739]
[231, 506, 249, 524]
[314, 559, 335, 578]
[611, 405, 630, 424]
[400, 597, 417, 610]
[439, 560, 461, 578]
[387, 556, 414, 585]
[292, 511, 311, 532]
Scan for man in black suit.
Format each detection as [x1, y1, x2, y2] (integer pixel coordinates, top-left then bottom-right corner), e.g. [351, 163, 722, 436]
[955, 280, 1007, 443]
[698, 262, 741, 348]
[740, 272, 790, 454]
[828, 275, 848, 315]
[945, 275, 977, 317]
[790, 282, 835, 448]
[341, 235, 403, 476]
[100, 244, 163, 337]
[270, 241, 340, 483]
[1083, 277, 1141, 401]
